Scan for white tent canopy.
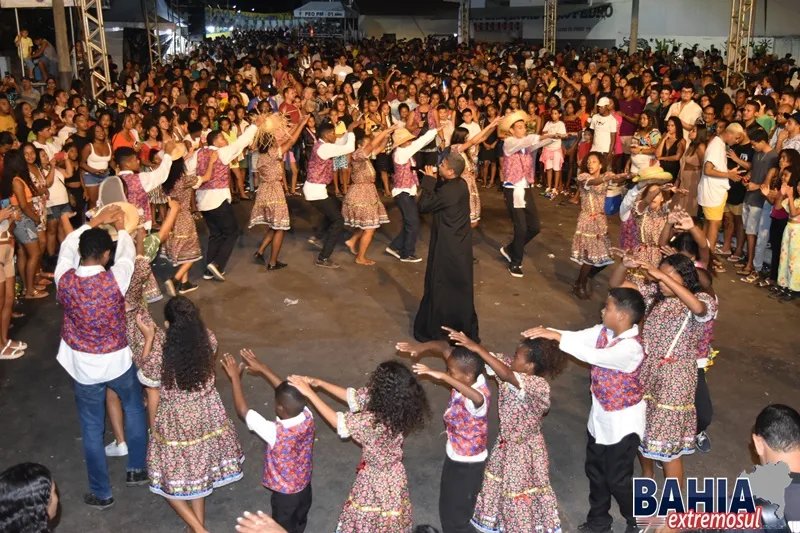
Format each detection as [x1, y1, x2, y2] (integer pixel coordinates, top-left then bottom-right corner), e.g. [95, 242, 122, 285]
[294, 1, 357, 19]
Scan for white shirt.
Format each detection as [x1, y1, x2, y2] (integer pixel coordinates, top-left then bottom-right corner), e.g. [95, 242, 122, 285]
[196, 125, 258, 212]
[667, 100, 702, 140]
[446, 374, 489, 463]
[588, 113, 617, 153]
[332, 64, 353, 82]
[542, 120, 566, 149]
[302, 133, 356, 201]
[54, 225, 136, 385]
[558, 325, 646, 445]
[46, 167, 69, 207]
[391, 129, 438, 197]
[33, 140, 61, 163]
[460, 121, 481, 141]
[245, 407, 313, 448]
[118, 154, 173, 230]
[183, 134, 203, 177]
[390, 98, 417, 121]
[502, 134, 551, 205]
[697, 135, 730, 208]
[57, 125, 76, 146]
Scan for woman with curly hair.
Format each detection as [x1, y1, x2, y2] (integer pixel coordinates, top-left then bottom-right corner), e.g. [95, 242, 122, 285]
[0, 462, 59, 533]
[136, 296, 244, 533]
[441, 328, 566, 533]
[609, 252, 717, 490]
[288, 361, 430, 533]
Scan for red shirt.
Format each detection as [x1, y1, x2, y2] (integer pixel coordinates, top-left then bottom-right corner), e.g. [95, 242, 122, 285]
[279, 102, 300, 125]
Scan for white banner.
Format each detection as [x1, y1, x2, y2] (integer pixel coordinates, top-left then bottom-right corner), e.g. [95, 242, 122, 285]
[0, 0, 78, 7]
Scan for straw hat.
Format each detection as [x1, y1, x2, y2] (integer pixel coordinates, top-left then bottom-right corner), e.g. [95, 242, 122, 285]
[255, 112, 289, 148]
[633, 165, 674, 184]
[498, 110, 530, 138]
[392, 128, 417, 147]
[94, 202, 140, 241]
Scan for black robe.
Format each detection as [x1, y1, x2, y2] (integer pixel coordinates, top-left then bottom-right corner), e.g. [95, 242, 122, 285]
[413, 174, 480, 343]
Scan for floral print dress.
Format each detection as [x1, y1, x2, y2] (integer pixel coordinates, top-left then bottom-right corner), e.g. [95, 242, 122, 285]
[777, 198, 800, 291]
[452, 144, 481, 223]
[143, 330, 245, 499]
[636, 280, 718, 461]
[249, 145, 291, 230]
[472, 354, 561, 533]
[126, 257, 165, 376]
[632, 206, 668, 266]
[570, 173, 615, 267]
[335, 387, 412, 533]
[164, 174, 202, 266]
[342, 148, 389, 230]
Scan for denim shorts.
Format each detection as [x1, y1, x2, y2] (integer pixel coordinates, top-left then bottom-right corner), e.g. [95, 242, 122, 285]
[84, 172, 110, 187]
[13, 214, 39, 244]
[48, 203, 75, 220]
[742, 202, 763, 235]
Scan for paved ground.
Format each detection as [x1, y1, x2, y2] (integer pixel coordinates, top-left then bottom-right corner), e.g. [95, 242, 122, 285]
[1, 188, 798, 533]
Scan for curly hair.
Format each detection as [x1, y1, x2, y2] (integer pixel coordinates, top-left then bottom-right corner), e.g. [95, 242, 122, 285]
[0, 463, 53, 533]
[161, 156, 185, 196]
[580, 151, 608, 174]
[659, 253, 701, 294]
[162, 296, 215, 391]
[366, 360, 430, 437]
[518, 338, 568, 379]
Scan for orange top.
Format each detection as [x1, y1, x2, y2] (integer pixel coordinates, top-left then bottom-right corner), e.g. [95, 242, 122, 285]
[112, 130, 138, 152]
[10, 177, 32, 207]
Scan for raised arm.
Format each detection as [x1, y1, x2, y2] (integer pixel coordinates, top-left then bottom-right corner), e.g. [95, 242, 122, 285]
[445, 327, 520, 389]
[287, 377, 339, 430]
[395, 339, 454, 359]
[278, 116, 310, 155]
[221, 353, 250, 421]
[461, 116, 502, 152]
[240, 348, 283, 389]
[363, 123, 400, 156]
[637, 260, 707, 316]
[412, 363, 484, 407]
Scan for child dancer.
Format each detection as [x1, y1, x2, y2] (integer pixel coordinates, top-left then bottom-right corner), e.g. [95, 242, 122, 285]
[632, 183, 671, 265]
[342, 125, 399, 265]
[137, 296, 244, 533]
[286, 361, 430, 533]
[570, 152, 629, 299]
[522, 287, 647, 533]
[540, 107, 567, 199]
[449, 117, 502, 228]
[222, 349, 314, 533]
[395, 339, 490, 533]
[441, 328, 566, 533]
[250, 115, 309, 271]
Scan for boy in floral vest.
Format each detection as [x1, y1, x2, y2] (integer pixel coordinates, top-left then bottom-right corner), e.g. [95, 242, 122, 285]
[222, 349, 314, 533]
[523, 287, 646, 533]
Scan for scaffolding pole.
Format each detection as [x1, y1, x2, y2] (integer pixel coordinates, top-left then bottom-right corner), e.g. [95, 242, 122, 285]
[76, 0, 112, 107]
[543, 0, 557, 55]
[457, 0, 469, 45]
[725, 0, 756, 89]
[143, 0, 162, 68]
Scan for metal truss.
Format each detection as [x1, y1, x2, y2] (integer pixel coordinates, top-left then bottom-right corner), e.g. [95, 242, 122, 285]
[76, 0, 112, 106]
[543, 0, 557, 54]
[458, 0, 470, 45]
[726, 0, 756, 89]
[143, 0, 162, 68]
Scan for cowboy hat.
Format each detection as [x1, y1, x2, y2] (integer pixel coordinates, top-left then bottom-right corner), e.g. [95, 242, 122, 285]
[392, 128, 417, 147]
[633, 165, 674, 184]
[94, 201, 140, 241]
[498, 110, 530, 138]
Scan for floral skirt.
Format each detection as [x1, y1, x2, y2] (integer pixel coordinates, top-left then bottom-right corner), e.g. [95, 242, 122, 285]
[619, 216, 639, 251]
[148, 186, 168, 205]
[335, 462, 412, 533]
[570, 213, 613, 267]
[249, 181, 291, 230]
[464, 175, 481, 223]
[165, 210, 202, 266]
[342, 183, 389, 230]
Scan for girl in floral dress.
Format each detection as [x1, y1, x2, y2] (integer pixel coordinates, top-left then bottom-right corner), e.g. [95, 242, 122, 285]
[138, 296, 244, 533]
[777, 177, 800, 301]
[632, 184, 671, 266]
[342, 125, 398, 265]
[570, 152, 629, 300]
[443, 329, 566, 533]
[609, 252, 717, 488]
[287, 361, 430, 533]
[449, 118, 502, 228]
[250, 114, 308, 271]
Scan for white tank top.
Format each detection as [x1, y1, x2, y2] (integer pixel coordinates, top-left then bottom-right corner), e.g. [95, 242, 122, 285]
[87, 143, 111, 171]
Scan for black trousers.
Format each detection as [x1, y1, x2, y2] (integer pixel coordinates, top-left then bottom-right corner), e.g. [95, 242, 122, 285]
[502, 187, 541, 266]
[769, 217, 788, 282]
[201, 199, 239, 271]
[439, 456, 485, 533]
[271, 484, 312, 533]
[309, 196, 344, 260]
[389, 192, 420, 258]
[695, 368, 713, 433]
[585, 431, 640, 531]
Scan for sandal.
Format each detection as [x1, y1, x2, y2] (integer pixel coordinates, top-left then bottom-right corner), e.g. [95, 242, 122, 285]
[713, 264, 726, 274]
[11, 312, 24, 319]
[38, 272, 54, 279]
[715, 246, 732, 256]
[757, 279, 774, 288]
[0, 340, 25, 360]
[36, 278, 52, 286]
[727, 255, 744, 263]
[741, 272, 759, 283]
[736, 267, 753, 276]
[24, 290, 48, 300]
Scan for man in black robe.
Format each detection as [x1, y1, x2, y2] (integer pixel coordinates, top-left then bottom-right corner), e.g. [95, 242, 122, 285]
[413, 152, 479, 343]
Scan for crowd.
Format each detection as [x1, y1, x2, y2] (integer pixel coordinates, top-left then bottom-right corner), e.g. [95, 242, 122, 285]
[0, 28, 798, 533]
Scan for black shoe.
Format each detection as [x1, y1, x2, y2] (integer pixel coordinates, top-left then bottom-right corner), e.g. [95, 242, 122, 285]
[84, 493, 115, 510]
[695, 431, 712, 453]
[315, 258, 340, 269]
[126, 469, 149, 486]
[400, 255, 422, 263]
[308, 236, 324, 250]
[780, 291, 799, 304]
[769, 287, 788, 299]
[577, 523, 611, 533]
[253, 252, 266, 265]
[206, 263, 226, 281]
[267, 261, 288, 271]
[202, 270, 214, 280]
[508, 264, 524, 278]
[164, 278, 178, 297]
[178, 281, 198, 295]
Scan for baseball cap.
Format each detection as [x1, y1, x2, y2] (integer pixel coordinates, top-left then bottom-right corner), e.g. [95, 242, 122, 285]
[783, 111, 800, 123]
[597, 97, 611, 107]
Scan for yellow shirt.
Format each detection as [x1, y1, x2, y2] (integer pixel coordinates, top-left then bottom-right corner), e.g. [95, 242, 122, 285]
[18, 37, 33, 59]
[335, 121, 347, 136]
[0, 115, 16, 135]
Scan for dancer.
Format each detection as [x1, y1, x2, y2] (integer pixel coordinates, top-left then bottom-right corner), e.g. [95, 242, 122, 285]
[498, 111, 553, 278]
[342, 124, 399, 265]
[222, 349, 314, 533]
[303, 120, 357, 269]
[523, 287, 647, 533]
[449, 117, 502, 228]
[385, 126, 439, 263]
[286, 362, 430, 533]
[632, 183, 673, 266]
[137, 296, 244, 533]
[195, 117, 260, 281]
[395, 340, 490, 533]
[414, 155, 478, 343]
[570, 152, 629, 299]
[442, 328, 565, 533]
[250, 114, 309, 271]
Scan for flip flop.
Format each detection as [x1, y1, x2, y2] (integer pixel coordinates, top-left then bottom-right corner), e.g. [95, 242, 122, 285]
[741, 272, 759, 283]
[11, 312, 24, 319]
[713, 264, 726, 274]
[38, 272, 54, 279]
[736, 267, 753, 276]
[727, 255, 745, 262]
[24, 290, 48, 300]
[0, 340, 25, 360]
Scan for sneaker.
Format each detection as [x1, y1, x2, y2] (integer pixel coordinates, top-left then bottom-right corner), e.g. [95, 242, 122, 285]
[164, 278, 178, 297]
[577, 523, 611, 533]
[384, 246, 401, 259]
[695, 431, 712, 453]
[126, 470, 149, 486]
[267, 261, 288, 271]
[203, 270, 214, 280]
[84, 493, 115, 510]
[206, 263, 226, 281]
[769, 287, 788, 299]
[308, 236, 324, 250]
[315, 258, 340, 269]
[178, 281, 198, 295]
[508, 265, 524, 278]
[780, 291, 799, 304]
[400, 255, 422, 263]
[499, 246, 512, 263]
[105, 440, 128, 457]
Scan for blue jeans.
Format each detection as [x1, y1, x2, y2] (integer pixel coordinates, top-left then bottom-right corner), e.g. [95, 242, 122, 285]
[73, 364, 147, 499]
[754, 200, 773, 271]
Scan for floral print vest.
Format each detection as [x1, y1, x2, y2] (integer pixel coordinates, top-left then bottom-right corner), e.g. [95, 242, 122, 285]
[590, 328, 644, 411]
[58, 269, 127, 354]
[443, 379, 491, 457]
[263, 410, 315, 494]
[306, 140, 334, 185]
